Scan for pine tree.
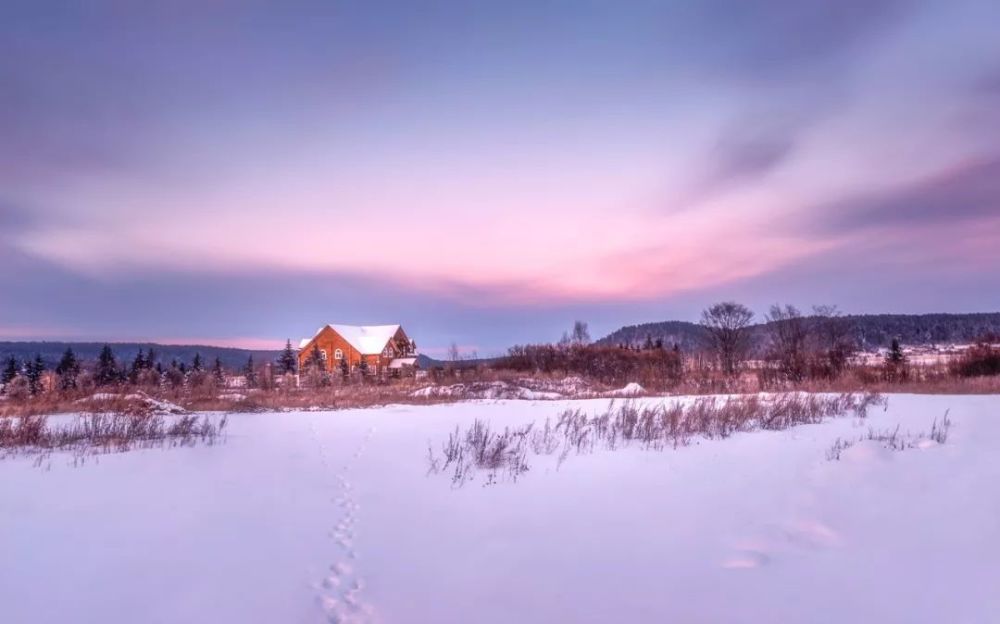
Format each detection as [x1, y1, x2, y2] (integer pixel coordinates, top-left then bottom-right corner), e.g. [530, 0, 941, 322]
[244, 355, 257, 389]
[340, 356, 349, 379]
[164, 360, 185, 389]
[192, 353, 203, 372]
[95, 345, 119, 386]
[26, 354, 44, 395]
[886, 338, 906, 365]
[213, 357, 225, 385]
[129, 351, 146, 384]
[307, 344, 325, 372]
[145, 348, 156, 369]
[278, 339, 297, 374]
[358, 358, 370, 377]
[56, 348, 81, 391]
[2, 356, 19, 392]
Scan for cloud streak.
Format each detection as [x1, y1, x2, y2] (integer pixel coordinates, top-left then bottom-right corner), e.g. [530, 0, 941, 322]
[820, 154, 1000, 233]
[1, 0, 999, 350]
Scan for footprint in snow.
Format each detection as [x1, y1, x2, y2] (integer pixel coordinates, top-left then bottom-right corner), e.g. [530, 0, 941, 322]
[314, 431, 376, 623]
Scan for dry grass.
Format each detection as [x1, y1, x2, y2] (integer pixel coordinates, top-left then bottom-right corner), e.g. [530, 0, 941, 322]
[1, 360, 995, 420]
[825, 410, 952, 460]
[0, 382, 458, 418]
[428, 392, 886, 485]
[1, 411, 227, 459]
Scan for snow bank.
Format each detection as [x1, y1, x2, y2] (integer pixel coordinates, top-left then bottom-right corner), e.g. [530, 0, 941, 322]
[76, 391, 186, 414]
[411, 380, 563, 400]
[606, 382, 645, 397]
[2, 394, 998, 623]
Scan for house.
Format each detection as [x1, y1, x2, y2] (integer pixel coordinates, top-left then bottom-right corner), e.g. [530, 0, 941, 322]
[297, 324, 417, 376]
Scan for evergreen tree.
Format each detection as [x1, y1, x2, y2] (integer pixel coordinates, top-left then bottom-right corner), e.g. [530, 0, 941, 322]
[192, 353, 203, 372]
[95, 345, 119, 386]
[213, 357, 225, 385]
[129, 351, 146, 384]
[164, 364, 184, 388]
[886, 338, 906, 365]
[339, 356, 350, 379]
[178, 361, 188, 375]
[56, 348, 81, 391]
[358, 358, 370, 377]
[278, 339, 297, 374]
[244, 355, 257, 389]
[145, 348, 156, 369]
[26, 354, 45, 395]
[306, 344, 325, 372]
[2, 356, 19, 392]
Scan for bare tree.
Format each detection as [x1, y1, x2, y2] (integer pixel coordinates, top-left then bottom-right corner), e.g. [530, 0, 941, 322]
[571, 320, 591, 346]
[701, 301, 755, 375]
[448, 342, 461, 362]
[558, 320, 591, 349]
[812, 305, 856, 377]
[765, 304, 808, 381]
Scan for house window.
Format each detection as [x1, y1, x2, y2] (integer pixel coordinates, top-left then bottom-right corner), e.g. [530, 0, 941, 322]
[334, 349, 343, 360]
[320, 349, 328, 360]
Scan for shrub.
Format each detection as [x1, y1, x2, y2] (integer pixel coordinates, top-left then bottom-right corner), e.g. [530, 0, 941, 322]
[496, 344, 682, 388]
[951, 342, 1000, 378]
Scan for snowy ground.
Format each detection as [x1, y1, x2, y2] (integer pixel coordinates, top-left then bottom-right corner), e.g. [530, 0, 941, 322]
[2, 394, 998, 624]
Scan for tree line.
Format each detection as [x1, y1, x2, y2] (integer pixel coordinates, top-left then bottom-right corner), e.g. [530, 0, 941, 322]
[496, 302, 1000, 387]
[0, 340, 306, 400]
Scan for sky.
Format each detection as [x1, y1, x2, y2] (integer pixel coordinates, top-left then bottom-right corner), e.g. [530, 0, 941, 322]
[2, 0, 999, 355]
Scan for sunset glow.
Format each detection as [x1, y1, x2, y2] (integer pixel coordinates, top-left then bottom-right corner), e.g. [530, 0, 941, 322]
[2, 1, 999, 352]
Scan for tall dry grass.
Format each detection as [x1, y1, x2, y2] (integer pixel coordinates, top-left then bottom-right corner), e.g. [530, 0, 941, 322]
[428, 392, 886, 485]
[1, 411, 227, 458]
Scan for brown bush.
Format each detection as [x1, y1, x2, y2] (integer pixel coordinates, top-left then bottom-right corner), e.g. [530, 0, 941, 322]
[496, 344, 682, 389]
[951, 342, 1000, 378]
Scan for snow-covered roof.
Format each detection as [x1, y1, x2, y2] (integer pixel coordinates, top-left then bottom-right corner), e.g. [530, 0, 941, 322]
[388, 357, 418, 369]
[300, 324, 402, 355]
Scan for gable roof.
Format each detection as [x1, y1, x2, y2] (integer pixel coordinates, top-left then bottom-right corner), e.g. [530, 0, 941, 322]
[299, 324, 402, 356]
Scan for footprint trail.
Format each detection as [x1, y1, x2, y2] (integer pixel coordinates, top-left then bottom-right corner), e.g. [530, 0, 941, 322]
[310, 423, 378, 623]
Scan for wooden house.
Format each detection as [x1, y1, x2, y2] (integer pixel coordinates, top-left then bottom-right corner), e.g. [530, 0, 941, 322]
[297, 324, 416, 375]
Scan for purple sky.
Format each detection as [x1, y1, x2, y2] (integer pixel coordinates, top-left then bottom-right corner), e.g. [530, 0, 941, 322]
[2, 1, 999, 355]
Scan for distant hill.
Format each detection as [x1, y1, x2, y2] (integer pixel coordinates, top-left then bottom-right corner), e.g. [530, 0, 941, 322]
[598, 312, 1000, 352]
[0, 342, 281, 370]
[415, 354, 497, 369]
[598, 321, 710, 352]
[0, 342, 480, 372]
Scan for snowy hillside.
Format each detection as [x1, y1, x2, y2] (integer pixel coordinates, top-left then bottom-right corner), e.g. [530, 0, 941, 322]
[2, 395, 998, 623]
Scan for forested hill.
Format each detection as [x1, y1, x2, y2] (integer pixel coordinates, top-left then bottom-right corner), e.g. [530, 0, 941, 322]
[0, 342, 281, 370]
[0, 342, 460, 371]
[598, 312, 1000, 352]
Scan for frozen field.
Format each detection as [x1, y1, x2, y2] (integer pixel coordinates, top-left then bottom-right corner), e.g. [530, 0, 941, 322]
[2, 394, 999, 624]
